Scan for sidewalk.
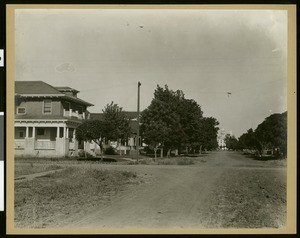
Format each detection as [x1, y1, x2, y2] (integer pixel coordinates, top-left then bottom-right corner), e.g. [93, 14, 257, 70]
[14, 169, 64, 183]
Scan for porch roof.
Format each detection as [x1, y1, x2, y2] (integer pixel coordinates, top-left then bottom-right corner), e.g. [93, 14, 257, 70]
[15, 115, 83, 123]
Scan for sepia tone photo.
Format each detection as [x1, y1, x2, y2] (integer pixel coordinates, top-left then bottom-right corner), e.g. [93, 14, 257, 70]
[6, 5, 296, 235]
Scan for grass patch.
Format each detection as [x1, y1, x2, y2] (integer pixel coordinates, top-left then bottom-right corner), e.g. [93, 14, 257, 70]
[15, 163, 63, 177]
[137, 157, 195, 166]
[14, 167, 139, 228]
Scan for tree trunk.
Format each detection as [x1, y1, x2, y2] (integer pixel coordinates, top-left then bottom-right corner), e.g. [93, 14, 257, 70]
[119, 139, 122, 156]
[154, 147, 157, 159]
[167, 149, 171, 158]
[199, 145, 202, 155]
[160, 147, 163, 158]
[99, 143, 103, 161]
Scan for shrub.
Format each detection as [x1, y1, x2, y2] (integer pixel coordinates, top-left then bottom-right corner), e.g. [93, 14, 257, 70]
[104, 146, 117, 155]
[78, 150, 86, 158]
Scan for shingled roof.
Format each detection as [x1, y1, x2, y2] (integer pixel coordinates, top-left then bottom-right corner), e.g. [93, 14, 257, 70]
[15, 81, 63, 95]
[15, 81, 94, 106]
[55, 86, 79, 93]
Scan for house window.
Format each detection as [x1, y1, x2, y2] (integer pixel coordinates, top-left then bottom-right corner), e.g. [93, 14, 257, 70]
[43, 100, 52, 114]
[66, 102, 71, 111]
[19, 131, 24, 138]
[17, 107, 26, 115]
[37, 128, 45, 136]
[79, 106, 83, 114]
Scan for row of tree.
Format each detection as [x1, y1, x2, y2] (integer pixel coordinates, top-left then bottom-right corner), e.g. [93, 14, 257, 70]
[224, 111, 287, 158]
[141, 85, 219, 158]
[75, 85, 220, 159]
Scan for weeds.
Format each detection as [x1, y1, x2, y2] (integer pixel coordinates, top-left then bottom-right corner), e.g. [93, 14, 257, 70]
[137, 157, 195, 165]
[14, 167, 139, 228]
[15, 164, 63, 177]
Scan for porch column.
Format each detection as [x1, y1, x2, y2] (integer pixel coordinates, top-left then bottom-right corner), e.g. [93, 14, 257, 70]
[69, 108, 72, 117]
[25, 127, 29, 138]
[73, 129, 78, 156]
[32, 126, 36, 138]
[73, 129, 76, 142]
[24, 126, 35, 157]
[63, 126, 66, 138]
[66, 127, 69, 139]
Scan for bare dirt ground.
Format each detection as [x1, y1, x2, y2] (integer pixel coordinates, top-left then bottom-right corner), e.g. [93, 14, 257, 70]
[50, 151, 286, 229]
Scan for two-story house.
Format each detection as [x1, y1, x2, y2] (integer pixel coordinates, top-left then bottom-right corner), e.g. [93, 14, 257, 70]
[14, 81, 93, 158]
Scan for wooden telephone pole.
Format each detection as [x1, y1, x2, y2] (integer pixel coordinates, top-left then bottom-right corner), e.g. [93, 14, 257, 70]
[136, 81, 141, 162]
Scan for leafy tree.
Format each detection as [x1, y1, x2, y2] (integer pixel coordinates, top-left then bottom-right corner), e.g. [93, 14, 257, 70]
[238, 128, 260, 152]
[255, 112, 287, 158]
[199, 117, 219, 152]
[140, 119, 170, 158]
[224, 134, 239, 150]
[141, 85, 182, 158]
[177, 98, 203, 153]
[141, 85, 218, 157]
[102, 102, 131, 154]
[237, 112, 287, 158]
[76, 102, 131, 158]
[75, 120, 106, 159]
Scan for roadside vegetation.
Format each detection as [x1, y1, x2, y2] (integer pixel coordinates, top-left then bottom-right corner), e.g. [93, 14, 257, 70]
[14, 167, 140, 228]
[224, 112, 287, 159]
[75, 85, 220, 160]
[203, 168, 286, 228]
[134, 156, 199, 166]
[141, 85, 219, 158]
[15, 163, 63, 177]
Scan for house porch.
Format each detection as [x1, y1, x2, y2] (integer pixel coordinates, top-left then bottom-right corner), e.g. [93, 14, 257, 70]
[15, 120, 79, 158]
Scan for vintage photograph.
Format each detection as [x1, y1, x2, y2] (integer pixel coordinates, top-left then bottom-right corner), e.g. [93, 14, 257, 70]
[8, 5, 295, 233]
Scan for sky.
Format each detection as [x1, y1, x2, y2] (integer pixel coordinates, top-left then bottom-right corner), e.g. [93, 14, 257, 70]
[14, 8, 288, 137]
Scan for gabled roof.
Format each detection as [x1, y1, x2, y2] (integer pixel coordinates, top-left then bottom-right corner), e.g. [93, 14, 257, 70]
[15, 81, 63, 95]
[15, 81, 94, 106]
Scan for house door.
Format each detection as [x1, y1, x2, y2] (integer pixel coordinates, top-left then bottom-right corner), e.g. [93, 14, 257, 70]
[50, 128, 56, 141]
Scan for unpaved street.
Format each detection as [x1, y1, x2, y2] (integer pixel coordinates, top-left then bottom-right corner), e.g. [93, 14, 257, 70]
[60, 151, 286, 229]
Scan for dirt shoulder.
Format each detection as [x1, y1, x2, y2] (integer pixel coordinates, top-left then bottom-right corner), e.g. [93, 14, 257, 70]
[14, 151, 287, 229]
[59, 151, 286, 229]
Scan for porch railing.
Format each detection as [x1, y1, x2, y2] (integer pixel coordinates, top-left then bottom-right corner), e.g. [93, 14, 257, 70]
[64, 110, 85, 120]
[15, 139, 25, 149]
[35, 140, 56, 150]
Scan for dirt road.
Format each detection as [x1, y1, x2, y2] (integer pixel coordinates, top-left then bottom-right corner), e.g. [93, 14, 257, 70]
[61, 151, 287, 229]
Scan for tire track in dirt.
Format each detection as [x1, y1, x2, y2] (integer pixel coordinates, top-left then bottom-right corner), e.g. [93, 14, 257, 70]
[54, 151, 286, 229]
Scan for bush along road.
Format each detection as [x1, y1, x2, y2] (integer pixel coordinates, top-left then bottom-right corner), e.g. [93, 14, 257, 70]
[55, 151, 286, 229]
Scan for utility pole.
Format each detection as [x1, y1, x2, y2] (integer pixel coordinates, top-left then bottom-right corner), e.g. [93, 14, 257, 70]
[136, 81, 141, 162]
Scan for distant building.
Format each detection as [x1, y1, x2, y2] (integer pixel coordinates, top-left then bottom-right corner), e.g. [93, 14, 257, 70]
[87, 112, 142, 156]
[217, 129, 226, 149]
[14, 81, 93, 158]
